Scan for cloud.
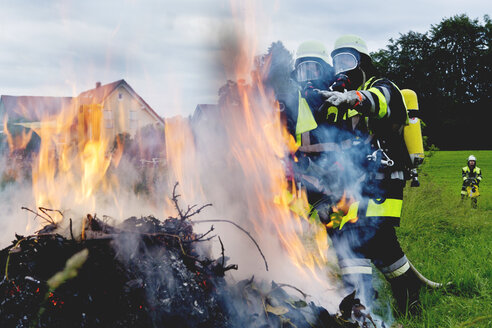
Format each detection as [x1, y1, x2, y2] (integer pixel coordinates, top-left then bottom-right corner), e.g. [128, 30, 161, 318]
[0, 0, 490, 117]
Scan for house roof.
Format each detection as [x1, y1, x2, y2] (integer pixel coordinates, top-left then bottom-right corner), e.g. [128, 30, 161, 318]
[192, 104, 219, 123]
[0, 95, 73, 122]
[77, 79, 164, 124]
[77, 80, 124, 105]
[1, 79, 164, 124]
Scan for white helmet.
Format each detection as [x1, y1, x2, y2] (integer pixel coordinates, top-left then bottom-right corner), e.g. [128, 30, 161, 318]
[294, 40, 332, 83]
[468, 155, 476, 162]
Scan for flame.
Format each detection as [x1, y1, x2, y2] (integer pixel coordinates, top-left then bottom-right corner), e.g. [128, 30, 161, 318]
[208, 0, 331, 286]
[164, 116, 205, 211]
[3, 115, 34, 154]
[325, 193, 359, 229]
[29, 101, 114, 221]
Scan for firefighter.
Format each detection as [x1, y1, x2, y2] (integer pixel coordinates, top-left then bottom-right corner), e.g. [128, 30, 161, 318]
[461, 155, 482, 207]
[279, 40, 347, 215]
[316, 34, 422, 315]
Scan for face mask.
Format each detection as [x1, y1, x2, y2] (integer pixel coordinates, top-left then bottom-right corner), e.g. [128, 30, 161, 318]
[332, 52, 358, 75]
[295, 61, 324, 82]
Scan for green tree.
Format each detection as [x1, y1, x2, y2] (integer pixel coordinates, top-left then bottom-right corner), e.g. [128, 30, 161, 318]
[372, 14, 491, 150]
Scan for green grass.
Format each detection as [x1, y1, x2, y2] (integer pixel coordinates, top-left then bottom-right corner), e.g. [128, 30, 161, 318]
[390, 150, 492, 327]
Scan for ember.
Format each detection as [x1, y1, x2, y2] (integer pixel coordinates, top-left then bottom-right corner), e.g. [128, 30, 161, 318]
[1, 195, 368, 327]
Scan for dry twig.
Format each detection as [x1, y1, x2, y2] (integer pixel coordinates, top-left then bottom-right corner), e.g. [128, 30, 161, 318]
[195, 219, 269, 271]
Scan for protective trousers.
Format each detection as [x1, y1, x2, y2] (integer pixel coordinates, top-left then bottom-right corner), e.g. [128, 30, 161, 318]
[328, 217, 421, 314]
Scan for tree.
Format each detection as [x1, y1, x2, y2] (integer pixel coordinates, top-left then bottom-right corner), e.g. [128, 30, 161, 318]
[372, 14, 491, 150]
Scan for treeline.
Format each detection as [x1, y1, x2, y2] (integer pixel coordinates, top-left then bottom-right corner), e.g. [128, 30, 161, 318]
[371, 14, 492, 150]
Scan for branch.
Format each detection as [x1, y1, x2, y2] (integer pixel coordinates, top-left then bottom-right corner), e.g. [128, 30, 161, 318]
[194, 219, 269, 271]
[21, 207, 54, 225]
[171, 182, 184, 219]
[218, 236, 225, 268]
[272, 283, 310, 299]
[38, 207, 63, 223]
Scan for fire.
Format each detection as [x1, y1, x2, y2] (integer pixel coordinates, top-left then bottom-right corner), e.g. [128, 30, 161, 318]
[164, 116, 205, 214]
[1, 0, 339, 301]
[200, 0, 333, 287]
[18, 100, 116, 222]
[325, 193, 359, 229]
[2, 116, 33, 154]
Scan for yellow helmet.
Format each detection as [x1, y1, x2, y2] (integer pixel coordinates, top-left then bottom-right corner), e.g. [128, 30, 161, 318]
[295, 40, 331, 65]
[332, 34, 370, 57]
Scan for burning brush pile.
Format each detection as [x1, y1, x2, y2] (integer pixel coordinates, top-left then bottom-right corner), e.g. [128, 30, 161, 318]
[0, 187, 370, 328]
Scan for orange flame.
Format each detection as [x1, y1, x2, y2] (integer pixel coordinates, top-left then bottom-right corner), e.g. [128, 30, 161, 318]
[28, 101, 114, 221]
[3, 115, 33, 154]
[212, 1, 331, 285]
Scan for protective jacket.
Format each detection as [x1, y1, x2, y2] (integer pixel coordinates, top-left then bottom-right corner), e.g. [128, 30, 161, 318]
[462, 166, 482, 185]
[330, 76, 418, 310]
[356, 76, 410, 225]
[279, 87, 367, 218]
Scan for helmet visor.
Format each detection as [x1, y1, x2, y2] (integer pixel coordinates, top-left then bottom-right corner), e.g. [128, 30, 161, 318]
[333, 52, 358, 75]
[295, 61, 324, 82]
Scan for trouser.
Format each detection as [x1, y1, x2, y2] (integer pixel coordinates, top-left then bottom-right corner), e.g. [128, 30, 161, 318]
[328, 218, 421, 313]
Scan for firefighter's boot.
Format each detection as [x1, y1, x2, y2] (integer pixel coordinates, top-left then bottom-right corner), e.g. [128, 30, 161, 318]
[387, 268, 423, 316]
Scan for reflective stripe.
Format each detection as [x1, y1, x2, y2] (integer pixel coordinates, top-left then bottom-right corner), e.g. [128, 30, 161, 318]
[390, 171, 405, 180]
[341, 266, 372, 275]
[360, 90, 375, 112]
[339, 201, 360, 229]
[367, 87, 388, 118]
[380, 86, 391, 104]
[299, 141, 340, 153]
[327, 106, 338, 121]
[384, 262, 410, 279]
[295, 92, 317, 135]
[366, 198, 403, 218]
[339, 258, 371, 268]
[380, 255, 408, 274]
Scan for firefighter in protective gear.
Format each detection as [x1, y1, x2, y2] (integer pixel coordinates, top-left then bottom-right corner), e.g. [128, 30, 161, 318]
[282, 41, 373, 226]
[318, 34, 422, 315]
[280, 40, 348, 213]
[291, 40, 335, 115]
[461, 155, 482, 207]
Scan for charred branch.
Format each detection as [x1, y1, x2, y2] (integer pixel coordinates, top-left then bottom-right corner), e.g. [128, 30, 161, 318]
[195, 219, 269, 272]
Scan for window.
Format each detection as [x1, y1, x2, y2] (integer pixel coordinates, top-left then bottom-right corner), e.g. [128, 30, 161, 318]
[104, 109, 113, 129]
[118, 93, 123, 100]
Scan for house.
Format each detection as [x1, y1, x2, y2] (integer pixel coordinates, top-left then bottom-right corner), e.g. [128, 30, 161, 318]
[191, 104, 219, 125]
[0, 79, 164, 144]
[76, 80, 164, 137]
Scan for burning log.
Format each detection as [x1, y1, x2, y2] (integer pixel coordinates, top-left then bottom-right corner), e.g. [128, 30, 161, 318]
[1, 191, 369, 327]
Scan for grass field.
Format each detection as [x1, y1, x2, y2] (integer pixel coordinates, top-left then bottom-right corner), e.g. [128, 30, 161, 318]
[388, 150, 492, 327]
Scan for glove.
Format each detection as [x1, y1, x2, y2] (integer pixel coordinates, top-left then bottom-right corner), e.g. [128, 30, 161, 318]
[330, 74, 350, 92]
[315, 90, 363, 108]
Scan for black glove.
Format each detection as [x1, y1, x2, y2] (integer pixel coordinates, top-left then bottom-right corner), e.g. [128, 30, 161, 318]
[315, 201, 333, 225]
[330, 74, 350, 92]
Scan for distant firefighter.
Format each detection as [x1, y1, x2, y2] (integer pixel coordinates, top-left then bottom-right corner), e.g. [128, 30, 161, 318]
[461, 155, 482, 208]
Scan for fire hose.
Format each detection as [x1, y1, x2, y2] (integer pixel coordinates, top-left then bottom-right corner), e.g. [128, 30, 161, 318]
[408, 261, 449, 289]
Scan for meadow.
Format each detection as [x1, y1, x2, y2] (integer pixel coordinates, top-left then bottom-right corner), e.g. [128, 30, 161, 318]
[390, 150, 492, 327]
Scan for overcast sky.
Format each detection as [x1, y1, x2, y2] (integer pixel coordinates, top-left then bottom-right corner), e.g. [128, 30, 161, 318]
[0, 0, 489, 118]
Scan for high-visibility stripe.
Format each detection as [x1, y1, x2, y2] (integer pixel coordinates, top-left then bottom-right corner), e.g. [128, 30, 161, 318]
[341, 266, 372, 275]
[339, 258, 371, 268]
[339, 201, 360, 229]
[380, 255, 408, 274]
[366, 198, 403, 218]
[367, 87, 388, 118]
[295, 92, 317, 136]
[384, 262, 410, 279]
